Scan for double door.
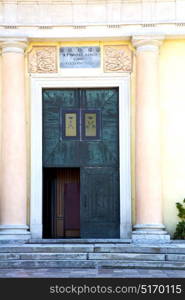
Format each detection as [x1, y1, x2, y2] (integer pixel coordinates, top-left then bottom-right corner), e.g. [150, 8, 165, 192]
[43, 88, 120, 238]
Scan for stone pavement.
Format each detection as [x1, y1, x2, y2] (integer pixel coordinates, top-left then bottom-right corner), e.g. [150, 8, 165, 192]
[0, 268, 185, 278]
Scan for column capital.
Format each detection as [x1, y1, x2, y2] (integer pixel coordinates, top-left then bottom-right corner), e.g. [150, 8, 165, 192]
[0, 38, 28, 55]
[132, 36, 165, 53]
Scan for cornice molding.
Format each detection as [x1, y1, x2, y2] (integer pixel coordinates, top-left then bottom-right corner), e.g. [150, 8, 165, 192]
[0, 0, 141, 3]
[0, 0, 182, 27]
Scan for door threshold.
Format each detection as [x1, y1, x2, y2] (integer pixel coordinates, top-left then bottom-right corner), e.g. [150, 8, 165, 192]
[28, 238, 132, 244]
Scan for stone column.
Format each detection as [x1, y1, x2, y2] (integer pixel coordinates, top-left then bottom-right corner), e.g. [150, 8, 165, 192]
[0, 39, 29, 239]
[132, 36, 170, 242]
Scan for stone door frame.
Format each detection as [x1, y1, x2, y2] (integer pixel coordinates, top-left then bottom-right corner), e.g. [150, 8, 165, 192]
[30, 74, 131, 239]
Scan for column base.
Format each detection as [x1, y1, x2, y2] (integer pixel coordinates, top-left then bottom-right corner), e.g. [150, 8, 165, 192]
[132, 224, 171, 243]
[0, 225, 31, 240]
[30, 224, 42, 239]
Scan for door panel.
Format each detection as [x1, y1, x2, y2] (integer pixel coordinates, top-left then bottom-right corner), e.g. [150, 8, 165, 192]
[43, 88, 119, 167]
[80, 167, 120, 238]
[43, 89, 80, 167]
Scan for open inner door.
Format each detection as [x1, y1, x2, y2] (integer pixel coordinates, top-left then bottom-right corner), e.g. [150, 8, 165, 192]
[43, 168, 80, 238]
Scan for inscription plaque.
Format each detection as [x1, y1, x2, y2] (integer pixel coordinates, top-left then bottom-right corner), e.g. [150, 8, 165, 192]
[85, 113, 97, 137]
[65, 113, 77, 137]
[82, 110, 101, 140]
[61, 109, 80, 140]
[60, 47, 101, 68]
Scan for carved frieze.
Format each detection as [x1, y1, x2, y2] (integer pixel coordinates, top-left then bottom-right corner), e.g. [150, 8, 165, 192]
[28, 46, 57, 73]
[103, 45, 132, 73]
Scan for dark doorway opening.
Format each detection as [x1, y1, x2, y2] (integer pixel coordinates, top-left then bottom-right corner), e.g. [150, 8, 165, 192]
[43, 168, 80, 238]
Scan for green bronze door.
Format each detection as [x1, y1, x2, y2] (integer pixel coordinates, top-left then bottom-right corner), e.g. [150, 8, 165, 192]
[43, 88, 119, 238]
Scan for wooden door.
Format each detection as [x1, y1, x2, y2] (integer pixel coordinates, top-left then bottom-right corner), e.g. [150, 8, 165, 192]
[43, 168, 80, 238]
[64, 183, 80, 237]
[43, 88, 119, 238]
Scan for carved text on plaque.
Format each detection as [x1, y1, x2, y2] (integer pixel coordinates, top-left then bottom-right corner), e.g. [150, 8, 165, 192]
[28, 46, 57, 73]
[103, 45, 132, 73]
[60, 47, 100, 68]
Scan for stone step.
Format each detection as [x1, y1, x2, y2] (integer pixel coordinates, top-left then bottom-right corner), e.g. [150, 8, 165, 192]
[0, 242, 185, 270]
[1, 252, 184, 262]
[0, 245, 94, 253]
[98, 260, 185, 270]
[0, 260, 185, 270]
[1, 244, 185, 254]
[0, 252, 166, 261]
[28, 239, 131, 244]
[0, 253, 88, 261]
[166, 254, 185, 261]
[94, 245, 185, 254]
[88, 253, 165, 261]
[0, 260, 96, 269]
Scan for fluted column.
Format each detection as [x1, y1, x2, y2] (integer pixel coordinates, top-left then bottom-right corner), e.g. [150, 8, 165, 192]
[0, 39, 29, 239]
[132, 36, 170, 242]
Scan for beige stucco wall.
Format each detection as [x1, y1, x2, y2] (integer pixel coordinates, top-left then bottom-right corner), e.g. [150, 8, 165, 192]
[160, 40, 185, 235]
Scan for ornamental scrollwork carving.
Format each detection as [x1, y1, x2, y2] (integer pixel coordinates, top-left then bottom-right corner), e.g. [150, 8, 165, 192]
[28, 46, 57, 73]
[103, 45, 132, 73]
